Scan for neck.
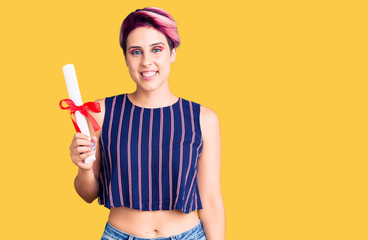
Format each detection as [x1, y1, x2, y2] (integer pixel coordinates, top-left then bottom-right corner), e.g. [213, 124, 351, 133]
[129, 86, 178, 108]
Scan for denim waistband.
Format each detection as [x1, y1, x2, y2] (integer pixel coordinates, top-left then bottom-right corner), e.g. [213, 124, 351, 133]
[104, 219, 203, 240]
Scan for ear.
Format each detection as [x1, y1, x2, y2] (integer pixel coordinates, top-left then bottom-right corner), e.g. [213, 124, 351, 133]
[170, 48, 177, 64]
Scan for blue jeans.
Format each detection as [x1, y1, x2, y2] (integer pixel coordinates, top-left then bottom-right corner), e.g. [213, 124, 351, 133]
[101, 219, 207, 240]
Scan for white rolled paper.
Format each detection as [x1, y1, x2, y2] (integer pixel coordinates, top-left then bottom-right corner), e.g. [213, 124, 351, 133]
[62, 64, 96, 163]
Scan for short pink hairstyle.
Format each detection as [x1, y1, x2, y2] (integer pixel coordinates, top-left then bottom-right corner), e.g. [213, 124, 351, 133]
[119, 7, 181, 57]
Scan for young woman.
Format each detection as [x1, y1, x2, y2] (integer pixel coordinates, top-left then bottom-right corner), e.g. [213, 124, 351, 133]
[69, 7, 225, 240]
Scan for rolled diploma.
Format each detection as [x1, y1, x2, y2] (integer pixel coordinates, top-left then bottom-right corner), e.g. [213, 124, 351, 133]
[62, 64, 96, 163]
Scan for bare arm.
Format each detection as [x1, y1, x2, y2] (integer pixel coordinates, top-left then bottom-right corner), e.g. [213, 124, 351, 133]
[70, 98, 105, 203]
[197, 105, 226, 240]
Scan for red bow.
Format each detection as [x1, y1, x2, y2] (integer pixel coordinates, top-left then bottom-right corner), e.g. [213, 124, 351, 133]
[59, 99, 101, 133]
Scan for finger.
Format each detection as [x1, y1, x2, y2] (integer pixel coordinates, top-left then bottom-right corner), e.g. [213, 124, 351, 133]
[74, 146, 95, 154]
[70, 140, 91, 154]
[71, 150, 94, 164]
[91, 136, 98, 144]
[71, 133, 90, 148]
[79, 150, 96, 161]
[74, 132, 92, 141]
[75, 138, 93, 147]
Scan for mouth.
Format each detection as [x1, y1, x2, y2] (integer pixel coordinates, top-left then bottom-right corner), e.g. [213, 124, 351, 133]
[140, 71, 158, 79]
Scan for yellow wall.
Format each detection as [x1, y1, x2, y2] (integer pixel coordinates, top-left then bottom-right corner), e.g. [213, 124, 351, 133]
[1, 0, 367, 239]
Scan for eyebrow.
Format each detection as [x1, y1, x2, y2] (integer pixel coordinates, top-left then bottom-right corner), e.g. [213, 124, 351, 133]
[128, 42, 165, 50]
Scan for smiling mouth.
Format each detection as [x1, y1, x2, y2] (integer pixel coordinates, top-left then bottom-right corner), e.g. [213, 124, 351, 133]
[141, 71, 158, 77]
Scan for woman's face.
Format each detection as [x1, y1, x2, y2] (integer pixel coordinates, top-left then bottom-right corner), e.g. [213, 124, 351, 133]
[125, 26, 176, 92]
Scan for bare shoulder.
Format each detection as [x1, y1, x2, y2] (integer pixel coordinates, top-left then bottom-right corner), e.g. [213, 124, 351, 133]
[90, 98, 105, 126]
[200, 105, 220, 126]
[94, 98, 105, 109]
[84, 98, 106, 135]
[199, 104, 221, 138]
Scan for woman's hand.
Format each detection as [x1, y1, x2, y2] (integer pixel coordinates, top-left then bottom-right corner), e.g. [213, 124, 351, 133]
[69, 132, 98, 171]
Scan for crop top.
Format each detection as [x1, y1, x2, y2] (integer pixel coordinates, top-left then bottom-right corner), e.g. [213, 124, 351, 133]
[97, 93, 204, 214]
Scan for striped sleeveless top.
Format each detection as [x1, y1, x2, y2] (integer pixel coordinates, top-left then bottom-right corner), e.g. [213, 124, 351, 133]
[97, 93, 204, 214]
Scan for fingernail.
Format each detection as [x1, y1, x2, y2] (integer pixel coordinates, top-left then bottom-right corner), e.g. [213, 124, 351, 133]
[91, 142, 95, 146]
[91, 147, 96, 150]
[88, 137, 92, 140]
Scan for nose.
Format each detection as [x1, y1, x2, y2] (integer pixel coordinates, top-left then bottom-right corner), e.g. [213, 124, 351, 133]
[141, 53, 152, 66]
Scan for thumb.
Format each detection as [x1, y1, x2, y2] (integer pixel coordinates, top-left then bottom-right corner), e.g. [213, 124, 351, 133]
[91, 136, 98, 143]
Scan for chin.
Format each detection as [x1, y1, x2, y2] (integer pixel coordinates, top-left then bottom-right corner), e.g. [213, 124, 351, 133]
[136, 81, 162, 92]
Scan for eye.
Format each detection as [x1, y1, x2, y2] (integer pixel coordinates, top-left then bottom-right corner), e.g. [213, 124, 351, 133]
[131, 50, 142, 55]
[153, 48, 162, 53]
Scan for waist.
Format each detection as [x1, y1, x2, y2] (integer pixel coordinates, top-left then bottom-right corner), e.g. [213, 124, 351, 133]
[108, 206, 199, 238]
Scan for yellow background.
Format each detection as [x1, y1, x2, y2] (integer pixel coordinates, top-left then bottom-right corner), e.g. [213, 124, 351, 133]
[1, 0, 367, 239]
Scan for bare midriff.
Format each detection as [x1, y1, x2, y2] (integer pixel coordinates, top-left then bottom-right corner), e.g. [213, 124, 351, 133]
[108, 206, 199, 238]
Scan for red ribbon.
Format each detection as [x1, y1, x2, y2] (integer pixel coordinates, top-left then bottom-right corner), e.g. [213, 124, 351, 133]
[59, 99, 101, 133]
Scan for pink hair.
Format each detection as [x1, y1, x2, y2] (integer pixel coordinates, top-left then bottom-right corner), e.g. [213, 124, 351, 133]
[119, 7, 181, 57]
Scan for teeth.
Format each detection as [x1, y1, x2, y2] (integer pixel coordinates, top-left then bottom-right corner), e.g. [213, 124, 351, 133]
[142, 71, 157, 77]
